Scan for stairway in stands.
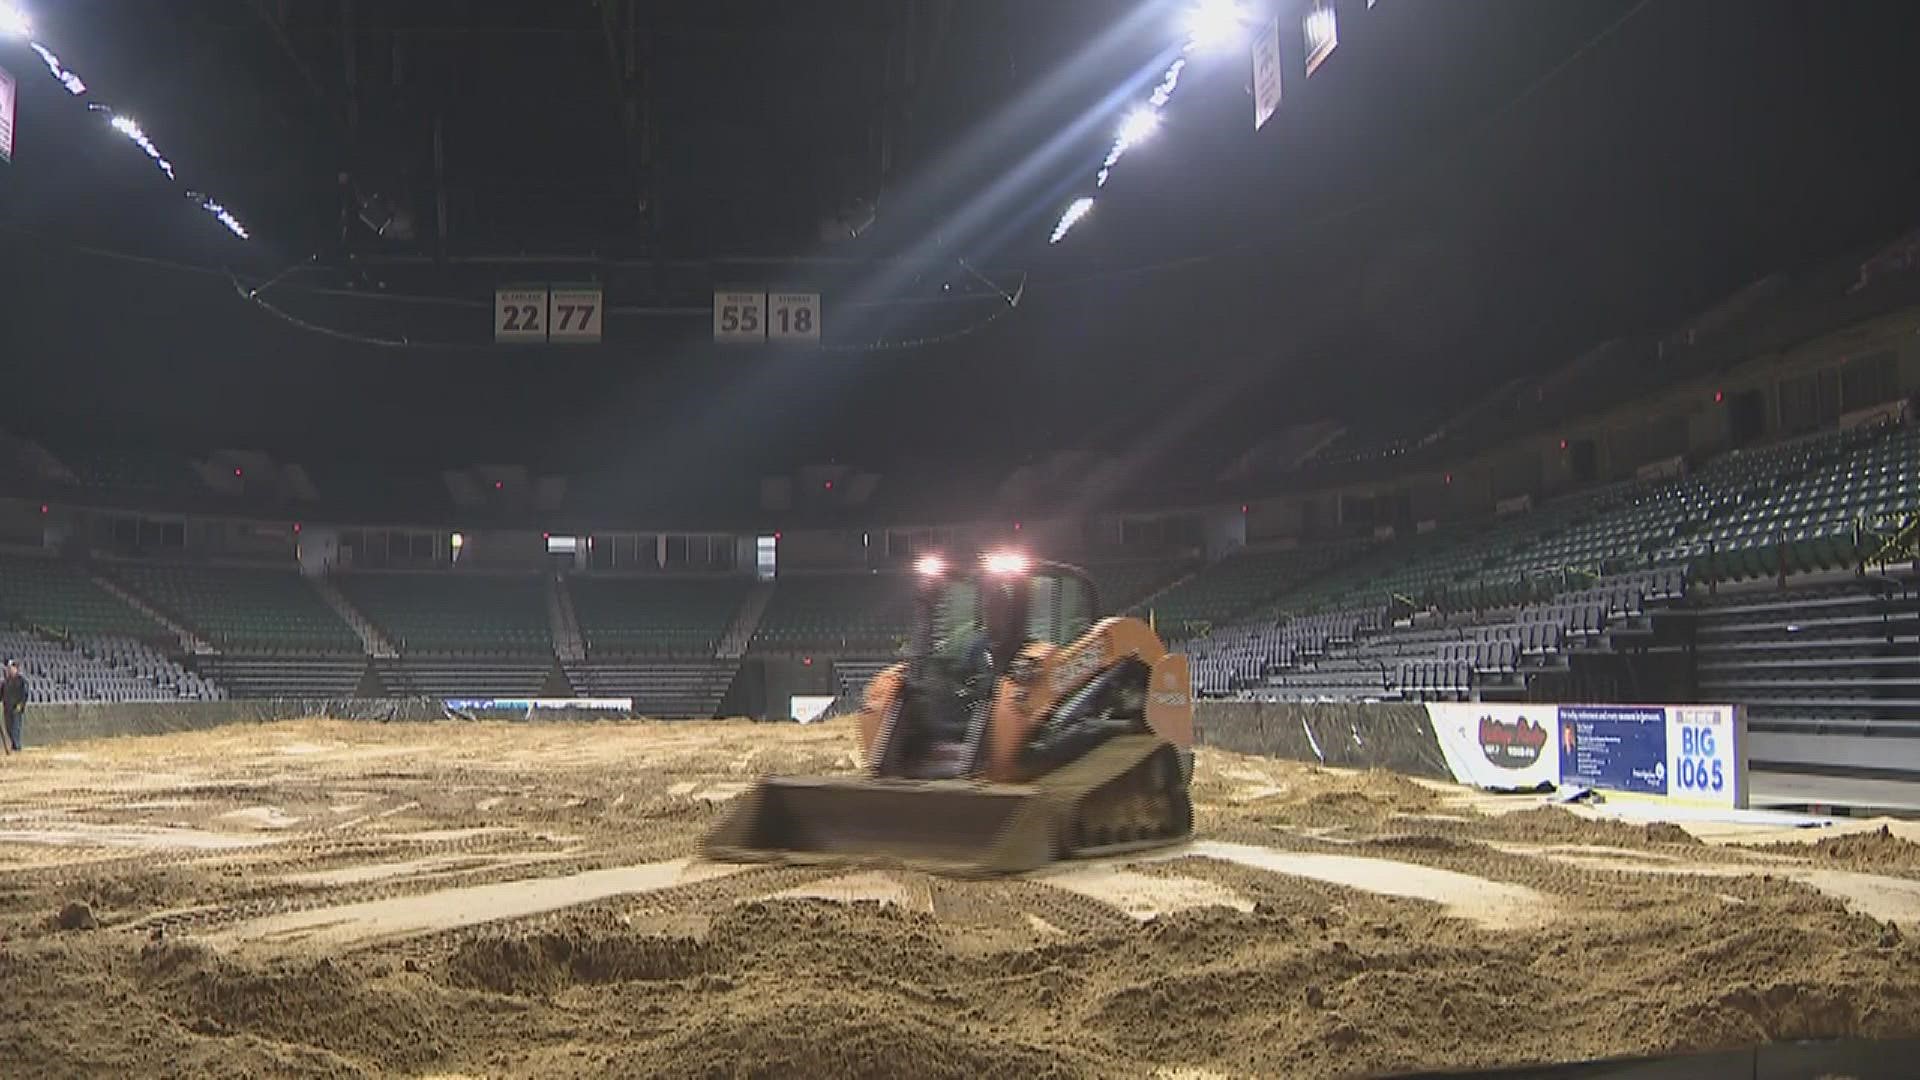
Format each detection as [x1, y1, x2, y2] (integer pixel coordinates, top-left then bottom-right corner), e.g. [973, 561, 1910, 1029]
[567, 660, 738, 718]
[832, 659, 893, 705]
[90, 571, 213, 655]
[198, 655, 370, 698]
[310, 574, 396, 658]
[717, 580, 774, 660]
[1689, 570, 1920, 782]
[547, 574, 587, 664]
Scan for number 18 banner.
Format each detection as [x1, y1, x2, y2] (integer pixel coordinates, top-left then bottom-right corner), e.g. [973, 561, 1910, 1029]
[768, 292, 821, 342]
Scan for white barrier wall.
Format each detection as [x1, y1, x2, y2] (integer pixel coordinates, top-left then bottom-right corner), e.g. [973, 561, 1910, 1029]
[1427, 703, 1748, 809]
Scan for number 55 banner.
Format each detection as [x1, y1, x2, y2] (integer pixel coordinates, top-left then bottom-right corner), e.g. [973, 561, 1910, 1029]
[713, 291, 767, 343]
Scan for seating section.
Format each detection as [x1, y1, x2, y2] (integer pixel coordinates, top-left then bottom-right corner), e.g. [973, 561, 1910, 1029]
[338, 573, 552, 654]
[1691, 579, 1920, 778]
[0, 555, 168, 641]
[1143, 545, 1361, 636]
[1658, 426, 1919, 580]
[383, 657, 554, 697]
[1085, 560, 1184, 613]
[198, 655, 366, 698]
[1187, 421, 1916, 705]
[115, 563, 359, 653]
[752, 574, 913, 653]
[1190, 566, 1685, 702]
[1184, 422, 1920, 700]
[570, 576, 748, 656]
[833, 660, 894, 704]
[2, 630, 220, 703]
[60, 447, 206, 496]
[564, 660, 739, 717]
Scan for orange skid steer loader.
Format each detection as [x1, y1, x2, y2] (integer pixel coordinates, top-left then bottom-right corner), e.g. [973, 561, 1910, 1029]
[704, 553, 1194, 876]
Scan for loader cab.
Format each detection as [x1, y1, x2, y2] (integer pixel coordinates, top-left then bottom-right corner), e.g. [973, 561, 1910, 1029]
[912, 552, 1099, 669]
[885, 553, 1099, 778]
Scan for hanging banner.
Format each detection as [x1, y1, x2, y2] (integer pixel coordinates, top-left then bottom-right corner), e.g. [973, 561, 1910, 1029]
[0, 65, 15, 164]
[1304, 2, 1339, 77]
[1252, 17, 1283, 130]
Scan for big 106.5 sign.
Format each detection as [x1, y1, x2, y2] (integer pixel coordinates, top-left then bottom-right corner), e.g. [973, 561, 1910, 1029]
[1556, 704, 1746, 809]
[1665, 706, 1742, 805]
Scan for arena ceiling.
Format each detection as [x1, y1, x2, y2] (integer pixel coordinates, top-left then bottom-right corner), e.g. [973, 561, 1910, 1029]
[1, 0, 1918, 481]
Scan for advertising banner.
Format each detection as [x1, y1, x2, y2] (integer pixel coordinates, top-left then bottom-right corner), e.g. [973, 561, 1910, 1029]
[1428, 703, 1560, 791]
[1662, 705, 1744, 807]
[1559, 705, 1668, 796]
[1427, 702, 1745, 808]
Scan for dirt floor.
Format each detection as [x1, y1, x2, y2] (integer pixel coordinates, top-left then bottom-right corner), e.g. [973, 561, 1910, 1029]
[1, 718, 1918, 1078]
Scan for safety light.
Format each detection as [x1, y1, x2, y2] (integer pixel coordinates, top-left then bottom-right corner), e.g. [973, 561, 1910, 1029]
[1050, 197, 1095, 244]
[983, 551, 1030, 576]
[1, 4, 30, 38]
[1184, 0, 1246, 52]
[1116, 107, 1161, 151]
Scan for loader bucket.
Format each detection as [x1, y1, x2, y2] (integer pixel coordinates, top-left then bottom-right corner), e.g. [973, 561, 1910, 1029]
[702, 734, 1190, 877]
[703, 777, 1057, 874]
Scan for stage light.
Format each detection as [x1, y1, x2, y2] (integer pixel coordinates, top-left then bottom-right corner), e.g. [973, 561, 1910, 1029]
[20, 21, 254, 239]
[108, 115, 175, 178]
[1116, 107, 1161, 151]
[983, 551, 1030, 576]
[1050, 197, 1095, 244]
[29, 43, 82, 94]
[200, 199, 249, 239]
[914, 554, 947, 577]
[0, 4, 31, 38]
[1184, 0, 1246, 52]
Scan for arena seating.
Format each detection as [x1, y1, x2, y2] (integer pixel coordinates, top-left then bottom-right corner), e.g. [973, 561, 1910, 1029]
[1085, 559, 1186, 613]
[1189, 422, 1909, 704]
[1689, 577, 1920, 778]
[1190, 566, 1688, 702]
[564, 660, 739, 717]
[2, 630, 220, 703]
[383, 656, 556, 698]
[113, 563, 360, 654]
[0, 554, 169, 641]
[59, 447, 207, 496]
[1659, 426, 1918, 581]
[1142, 544, 1361, 637]
[569, 576, 748, 656]
[751, 573, 913, 653]
[337, 572, 551, 654]
[834, 659, 894, 702]
[196, 655, 367, 698]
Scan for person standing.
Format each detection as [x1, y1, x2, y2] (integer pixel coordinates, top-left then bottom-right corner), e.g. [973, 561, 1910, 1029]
[2, 660, 28, 753]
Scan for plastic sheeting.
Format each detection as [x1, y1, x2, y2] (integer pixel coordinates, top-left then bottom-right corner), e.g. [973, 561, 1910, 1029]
[25, 698, 449, 748]
[1195, 701, 1453, 781]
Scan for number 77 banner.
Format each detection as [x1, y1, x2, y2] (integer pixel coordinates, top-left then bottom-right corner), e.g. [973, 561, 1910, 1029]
[548, 286, 603, 343]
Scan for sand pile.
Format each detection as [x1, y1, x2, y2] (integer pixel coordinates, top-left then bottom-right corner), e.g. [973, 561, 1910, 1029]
[1787, 825, 1920, 871]
[0, 719, 1916, 1078]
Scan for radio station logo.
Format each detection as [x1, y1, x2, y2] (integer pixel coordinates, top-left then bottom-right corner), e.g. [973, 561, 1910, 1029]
[1478, 712, 1549, 769]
